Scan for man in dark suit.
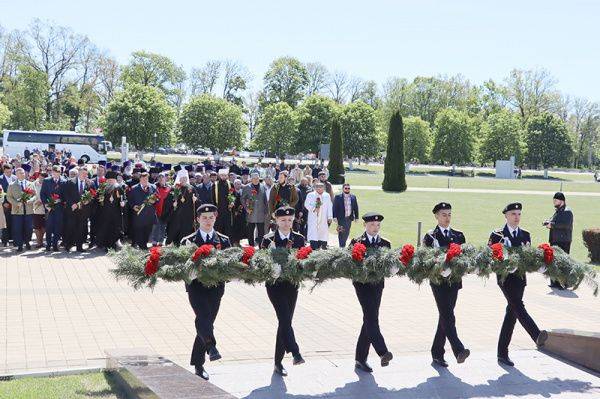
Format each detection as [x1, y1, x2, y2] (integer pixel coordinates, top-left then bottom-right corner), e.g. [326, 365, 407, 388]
[62, 167, 92, 252]
[181, 204, 230, 381]
[333, 183, 359, 247]
[350, 212, 393, 373]
[0, 164, 15, 246]
[489, 202, 548, 367]
[422, 202, 470, 367]
[544, 192, 574, 289]
[40, 165, 65, 251]
[127, 172, 158, 249]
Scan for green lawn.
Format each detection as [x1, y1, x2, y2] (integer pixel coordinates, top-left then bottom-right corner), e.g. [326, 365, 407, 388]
[0, 372, 125, 399]
[338, 189, 598, 263]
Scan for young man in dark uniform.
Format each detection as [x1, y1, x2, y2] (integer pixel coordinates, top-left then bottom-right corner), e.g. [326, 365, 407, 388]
[488, 202, 548, 367]
[422, 202, 471, 367]
[181, 204, 230, 380]
[260, 206, 306, 377]
[350, 212, 394, 373]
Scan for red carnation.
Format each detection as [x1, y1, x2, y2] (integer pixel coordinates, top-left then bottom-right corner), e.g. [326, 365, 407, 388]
[99, 177, 106, 184]
[275, 194, 282, 203]
[89, 188, 97, 197]
[352, 242, 367, 262]
[51, 193, 60, 200]
[490, 242, 504, 261]
[445, 243, 462, 263]
[296, 246, 313, 260]
[241, 246, 255, 265]
[251, 189, 258, 196]
[399, 244, 415, 266]
[229, 187, 235, 193]
[192, 244, 214, 262]
[144, 246, 162, 276]
[537, 243, 554, 265]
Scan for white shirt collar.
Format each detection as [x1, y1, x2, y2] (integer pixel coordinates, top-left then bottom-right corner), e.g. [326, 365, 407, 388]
[200, 229, 215, 241]
[438, 225, 451, 234]
[278, 230, 291, 240]
[366, 233, 378, 243]
[506, 224, 519, 236]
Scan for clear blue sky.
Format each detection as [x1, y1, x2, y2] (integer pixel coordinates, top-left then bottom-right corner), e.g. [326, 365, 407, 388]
[2, 0, 599, 101]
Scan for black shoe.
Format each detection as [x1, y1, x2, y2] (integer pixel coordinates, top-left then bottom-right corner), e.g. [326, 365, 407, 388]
[380, 351, 393, 367]
[25, 243, 31, 250]
[432, 357, 448, 368]
[355, 360, 373, 373]
[537, 330, 549, 347]
[77, 246, 86, 252]
[65, 247, 71, 253]
[293, 354, 305, 365]
[456, 349, 470, 364]
[208, 347, 221, 362]
[274, 363, 288, 376]
[52, 246, 59, 252]
[45, 246, 52, 252]
[497, 356, 514, 367]
[194, 366, 209, 380]
[16, 247, 23, 253]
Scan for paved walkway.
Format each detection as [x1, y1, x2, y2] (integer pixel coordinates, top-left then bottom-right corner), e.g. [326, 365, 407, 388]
[350, 185, 600, 197]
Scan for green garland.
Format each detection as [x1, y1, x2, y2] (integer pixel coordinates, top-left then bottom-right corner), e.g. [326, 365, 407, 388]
[109, 243, 599, 296]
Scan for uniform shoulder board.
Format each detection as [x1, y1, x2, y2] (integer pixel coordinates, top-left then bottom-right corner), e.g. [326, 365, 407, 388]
[380, 237, 392, 245]
[263, 232, 275, 240]
[180, 232, 196, 245]
[292, 231, 305, 239]
[520, 228, 530, 235]
[491, 228, 504, 236]
[217, 232, 230, 240]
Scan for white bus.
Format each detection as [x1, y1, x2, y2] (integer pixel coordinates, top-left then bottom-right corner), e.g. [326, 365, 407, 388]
[2, 130, 111, 163]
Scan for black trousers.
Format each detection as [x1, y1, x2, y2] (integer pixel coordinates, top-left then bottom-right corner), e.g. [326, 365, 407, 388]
[134, 224, 153, 249]
[64, 208, 87, 248]
[247, 222, 265, 247]
[430, 282, 465, 359]
[187, 281, 225, 367]
[310, 240, 328, 250]
[266, 281, 300, 364]
[353, 280, 388, 362]
[497, 274, 541, 357]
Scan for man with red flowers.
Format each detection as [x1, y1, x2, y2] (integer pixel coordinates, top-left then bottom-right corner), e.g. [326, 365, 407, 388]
[349, 212, 393, 373]
[180, 203, 231, 381]
[488, 202, 548, 367]
[260, 206, 306, 377]
[423, 202, 471, 368]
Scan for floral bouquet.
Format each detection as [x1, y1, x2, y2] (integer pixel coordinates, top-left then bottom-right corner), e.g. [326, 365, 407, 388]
[46, 193, 61, 210]
[78, 188, 97, 208]
[20, 187, 35, 202]
[137, 193, 158, 215]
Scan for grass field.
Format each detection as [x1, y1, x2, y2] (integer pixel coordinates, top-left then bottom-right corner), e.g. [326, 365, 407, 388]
[335, 189, 598, 263]
[0, 372, 125, 399]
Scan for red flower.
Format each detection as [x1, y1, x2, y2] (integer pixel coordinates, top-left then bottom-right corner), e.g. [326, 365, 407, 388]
[352, 242, 367, 262]
[229, 187, 235, 194]
[241, 246, 255, 265]
[99, 177, 106, 184]
[445, 243, 462, 263]
[296, 246, 313, 260]
[251, 189, 258, 196]
[490, 242, 504, 261]
[192, 244, 214, 262]
[144, 246, 162, 276]
[275, 194, 282, 203]
[51, 193, 60, 200]
[89, 188, 97, 197]
[399, 244, 415, 266]
[537, 243, 554, 265]
[23, 187, 35, 196]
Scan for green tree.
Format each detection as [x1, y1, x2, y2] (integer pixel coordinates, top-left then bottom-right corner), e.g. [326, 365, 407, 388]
[382, 111, 407, 192]
[294, 95, 338, 153]
[479, 110, 524, 165]
[178, 94, 245, 153]
[403, 116, 431, 163]
[260, 56, 308, 108]
[103, 84, 175, 150]
[328, 119, 345, 184]
[0, 102, 12, 129]
[253, 102, 297, 155]
[2, 65, 49, 130]
[339, 101, 380, 158]
[431, 108, 477, 165]
[525, 112, 573, 168]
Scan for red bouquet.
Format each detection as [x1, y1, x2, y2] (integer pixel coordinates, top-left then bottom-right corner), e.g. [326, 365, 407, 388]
[20, 187, 35, 202]
[227, 187, 236, 208]
[241, 246, 256, 265]
[490, 242, 504, 261]
[47, 193, 61, 210]
[352, 242, 367, 262]
[445, 243, 462, 263]
[144, 246, 162, 276]
[537, 243, 554, 265]
[192, 244, 214, 262]
[399, 244, 415, 266]
[296, 246, 313, 260]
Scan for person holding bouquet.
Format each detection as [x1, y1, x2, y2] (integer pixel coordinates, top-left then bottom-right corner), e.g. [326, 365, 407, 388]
[180, 204, 231, 381]
[210, 168, 233, 237]
[40, 165, 66, 252]
[488, 202, 548, 367]
[62, 167, 93, 252]
[304, 182, 333, 250]
[422, 202, 470, 368]
[260, 206, 306, 376]
[165, 168, 195, 246]
[95, 170, 126, 252]
[241, 172, 268, 246]
[350, 212, 394, 373]
[127, 171, 158, 249]
[6, 167, 36, 252]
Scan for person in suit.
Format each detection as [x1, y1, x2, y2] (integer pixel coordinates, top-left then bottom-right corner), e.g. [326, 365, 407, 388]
[127, 172, 158, 249]
[544, 192, 574, 289]
[180, 204, 230, 381]
[422, 202, 470, 367]
[40, 165, 66, 251]
[241, 172, 268, 246]
[489, 202, 548, 367]
[0, 164, 15, 246]
[6, 167, 36, 252]
[333, 183, 359, 247]
[350, 212, 394, 373]
[268, 170, 299, 216]
[260, 206, 306, 376]
[62, 167, 93, 252]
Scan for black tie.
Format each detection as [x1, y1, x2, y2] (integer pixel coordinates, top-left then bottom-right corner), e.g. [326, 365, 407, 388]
[513, 230, 517, 239]
[444, 229, 449, 238]
[371, 237, 376, 245]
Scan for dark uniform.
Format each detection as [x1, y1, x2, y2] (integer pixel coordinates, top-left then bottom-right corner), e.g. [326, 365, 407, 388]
[489, 202, 545, 365]
[181, 204, 230, 377]
[350, 212, 392, 372]
[423, 208, 468, 365]
[165, 183, 196, 245]
[95, 176, 125, 250]
[260, 206, 305, 374]
[40, 175, 66, 251]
